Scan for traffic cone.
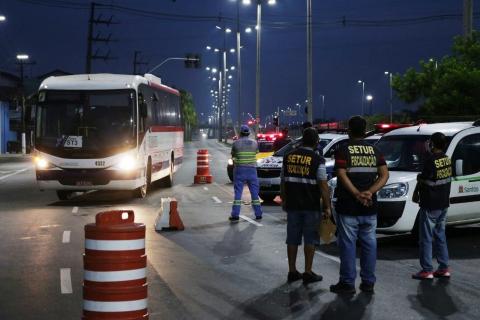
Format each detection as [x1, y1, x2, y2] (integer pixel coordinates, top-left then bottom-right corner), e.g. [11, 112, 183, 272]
[168, 199, 184, 231]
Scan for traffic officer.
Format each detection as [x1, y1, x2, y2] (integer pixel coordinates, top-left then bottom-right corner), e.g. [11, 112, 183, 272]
[281, 127, 331, 284]
[331, 116, 389, 294]
[412, 132, 452, 280]
[230, 125, 263, 221]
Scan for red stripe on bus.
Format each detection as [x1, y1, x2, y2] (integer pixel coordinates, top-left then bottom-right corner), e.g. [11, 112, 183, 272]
[148, 81, 180, 96]
[150, 126, 184, 132]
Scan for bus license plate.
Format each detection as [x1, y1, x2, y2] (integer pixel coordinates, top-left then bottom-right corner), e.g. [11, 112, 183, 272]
[76, 181, 92, 186]
[64, 136, 83, 148]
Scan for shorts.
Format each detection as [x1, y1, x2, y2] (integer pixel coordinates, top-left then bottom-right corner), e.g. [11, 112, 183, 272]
[286, 210, 321, 246]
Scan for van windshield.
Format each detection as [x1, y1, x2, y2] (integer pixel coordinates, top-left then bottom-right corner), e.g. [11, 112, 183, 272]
[376, 135, 450, 172]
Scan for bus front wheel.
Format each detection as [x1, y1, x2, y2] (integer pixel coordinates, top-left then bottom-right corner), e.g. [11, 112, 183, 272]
[133, 161, 151, 198]
[56, 190, 73, 201]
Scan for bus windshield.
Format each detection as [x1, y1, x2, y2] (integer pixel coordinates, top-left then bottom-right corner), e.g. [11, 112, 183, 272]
[36, 90, 136, 158]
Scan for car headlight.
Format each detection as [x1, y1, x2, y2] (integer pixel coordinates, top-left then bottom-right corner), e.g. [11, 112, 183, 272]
[228, 158, 234, 166]
[34, 157, 51, 169]
[115, 155, 137, 171]
[377, 182, 409, 199]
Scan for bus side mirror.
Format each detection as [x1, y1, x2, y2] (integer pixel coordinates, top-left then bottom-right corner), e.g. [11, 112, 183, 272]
[455, 159, 463, 176]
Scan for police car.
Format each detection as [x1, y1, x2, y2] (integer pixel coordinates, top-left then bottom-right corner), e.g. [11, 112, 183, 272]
[257, 133, 347, 201]
[328, 121, 480, 233]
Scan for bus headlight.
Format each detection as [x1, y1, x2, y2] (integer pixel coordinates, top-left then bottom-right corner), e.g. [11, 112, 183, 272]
[34, 156, 52, 169]
[378, 182, 409, 199]
[116, 155, 137, 171]
[228, 158, 234, 166]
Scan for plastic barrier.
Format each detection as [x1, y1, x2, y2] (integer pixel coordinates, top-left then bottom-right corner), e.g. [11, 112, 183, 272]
[83, 210, 148, 319]
[194, 149, 213, 184]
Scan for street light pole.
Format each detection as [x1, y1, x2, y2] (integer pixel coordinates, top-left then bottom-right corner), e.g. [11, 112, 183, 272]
[255, 0, 262, 134]
[385, 71, 393, 123]
[236, 0, 242, 132]
[357, 80, 365, 116]
[319, 94, 325, 121]
[306, 0, 313, 123]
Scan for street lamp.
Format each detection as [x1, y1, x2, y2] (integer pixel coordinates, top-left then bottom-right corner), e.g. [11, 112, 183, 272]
[242, 0, 276, 133]
[357, 80, 365, 115]
[0, 15, 6, 22]
[384, 71, 393, 123]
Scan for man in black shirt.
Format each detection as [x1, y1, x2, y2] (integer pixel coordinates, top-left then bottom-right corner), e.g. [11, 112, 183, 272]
[281, 128, 331, 284]
[412, 132, 452, 280]
[331, 116, 389, 294]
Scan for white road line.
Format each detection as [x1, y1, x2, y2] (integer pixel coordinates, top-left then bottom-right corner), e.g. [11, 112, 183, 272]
[212, 196, 222, 204]
[239, 215, 263, 227]
[72, 206, 79, 214]
[60, 268, 73, 294]
[203, 187, 209, 191]
[0, 168, 28, 181]
[62, 231, 71, 243]
[315, 251, 361, 271]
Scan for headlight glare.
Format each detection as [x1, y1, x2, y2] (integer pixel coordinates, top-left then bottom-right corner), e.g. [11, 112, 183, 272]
[35, 157, 50, 169]
[116, 155, 136, 171]
[378, 182, 409, 199]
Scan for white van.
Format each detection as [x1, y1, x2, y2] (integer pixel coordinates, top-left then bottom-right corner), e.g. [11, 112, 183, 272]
[329, 121, 480, 233]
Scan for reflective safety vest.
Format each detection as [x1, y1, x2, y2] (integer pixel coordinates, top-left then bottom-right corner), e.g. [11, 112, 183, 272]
[232, 137, 258, 167]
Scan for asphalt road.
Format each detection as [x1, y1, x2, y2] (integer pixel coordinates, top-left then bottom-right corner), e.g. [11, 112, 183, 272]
[0, 139, 479, 320]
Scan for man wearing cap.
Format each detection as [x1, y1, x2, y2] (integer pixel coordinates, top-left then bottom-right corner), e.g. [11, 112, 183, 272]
[281, 127, 331, 284]
[230, 125, 263, 221]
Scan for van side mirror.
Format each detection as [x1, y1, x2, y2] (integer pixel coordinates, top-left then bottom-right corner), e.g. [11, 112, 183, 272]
[455, 159, 464, 176]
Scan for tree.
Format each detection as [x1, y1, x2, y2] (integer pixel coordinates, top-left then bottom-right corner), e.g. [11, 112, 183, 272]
[180, 90, 197, 141]
[392, 32, 480, 121]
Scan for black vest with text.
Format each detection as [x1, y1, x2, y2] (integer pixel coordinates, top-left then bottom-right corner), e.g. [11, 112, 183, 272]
[419, 152, 452, 210]
[283, 147, 322, 211]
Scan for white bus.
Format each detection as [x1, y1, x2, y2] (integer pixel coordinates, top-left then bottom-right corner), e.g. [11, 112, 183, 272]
[34, 73, 184, 200]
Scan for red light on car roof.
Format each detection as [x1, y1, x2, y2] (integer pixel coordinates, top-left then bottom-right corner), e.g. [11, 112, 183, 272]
[278, 133, 283, 137]
[380, 124, 390, 129]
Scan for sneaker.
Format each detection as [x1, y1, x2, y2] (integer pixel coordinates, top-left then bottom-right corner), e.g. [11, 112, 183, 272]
[287, 271, 302, 283]
[229, 216, 240, 222]
[359, 282, 375, 293]
[433, 269, 451, 278]
[255, 215, 263, 220]
[330, 282, 356, 294]
[302, 271, 323, 284]
[412, 271, 434, 280]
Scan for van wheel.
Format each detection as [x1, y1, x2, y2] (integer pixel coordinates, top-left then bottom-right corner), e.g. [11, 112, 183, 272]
[56, 190, 73, 201]
[161, 156, 174, 188]
[133, 160, 151, 198]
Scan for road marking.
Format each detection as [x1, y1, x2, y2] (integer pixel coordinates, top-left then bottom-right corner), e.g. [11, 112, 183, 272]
[203, 187, 209, 191]
[239, 215, 263, 227]
[62, 231, 71, 243]
[72, 206, 79, 214]
[212, 196, 222, 204]
[315, 251, 360, 271]
[60, 268, 73, 294]
[0, 168, 28, 181]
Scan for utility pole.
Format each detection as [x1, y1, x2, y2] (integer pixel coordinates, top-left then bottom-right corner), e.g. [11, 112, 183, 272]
[16, 55, 35, 154]
[85, 2, 118, 73]
[236, 0, 242, 133]
[463, 0, 473, 38]
[133, 51, 148, 75]
[255, 1, 262, 134]
[306, 0, 313, 123]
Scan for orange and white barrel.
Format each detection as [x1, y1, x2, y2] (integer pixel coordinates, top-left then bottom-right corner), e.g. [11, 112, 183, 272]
[194, 149, 213, 184]
[83, 210, 148, 320]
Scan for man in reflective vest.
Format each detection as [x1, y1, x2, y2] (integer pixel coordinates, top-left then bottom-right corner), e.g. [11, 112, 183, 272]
[331, 116, 389, 294]
[412, 132, 452, 280]
[230, 125, 263, 221]
[281, 127, 332, 284]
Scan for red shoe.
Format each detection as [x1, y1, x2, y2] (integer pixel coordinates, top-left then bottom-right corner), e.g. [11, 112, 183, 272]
[433, 269, 451, 278]
[412, 271, 434, 280]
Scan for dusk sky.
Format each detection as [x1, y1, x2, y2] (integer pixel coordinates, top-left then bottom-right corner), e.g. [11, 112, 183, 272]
[0, 0, 474, 123]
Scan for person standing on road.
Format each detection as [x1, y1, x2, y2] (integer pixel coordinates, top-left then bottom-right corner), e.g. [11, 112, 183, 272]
[281, 127, 332, 284]
[230, 125, 263, 221]
[273, 127, 292, 152]
[330, 116, 389, 294]
[412, 132, 452, 280]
